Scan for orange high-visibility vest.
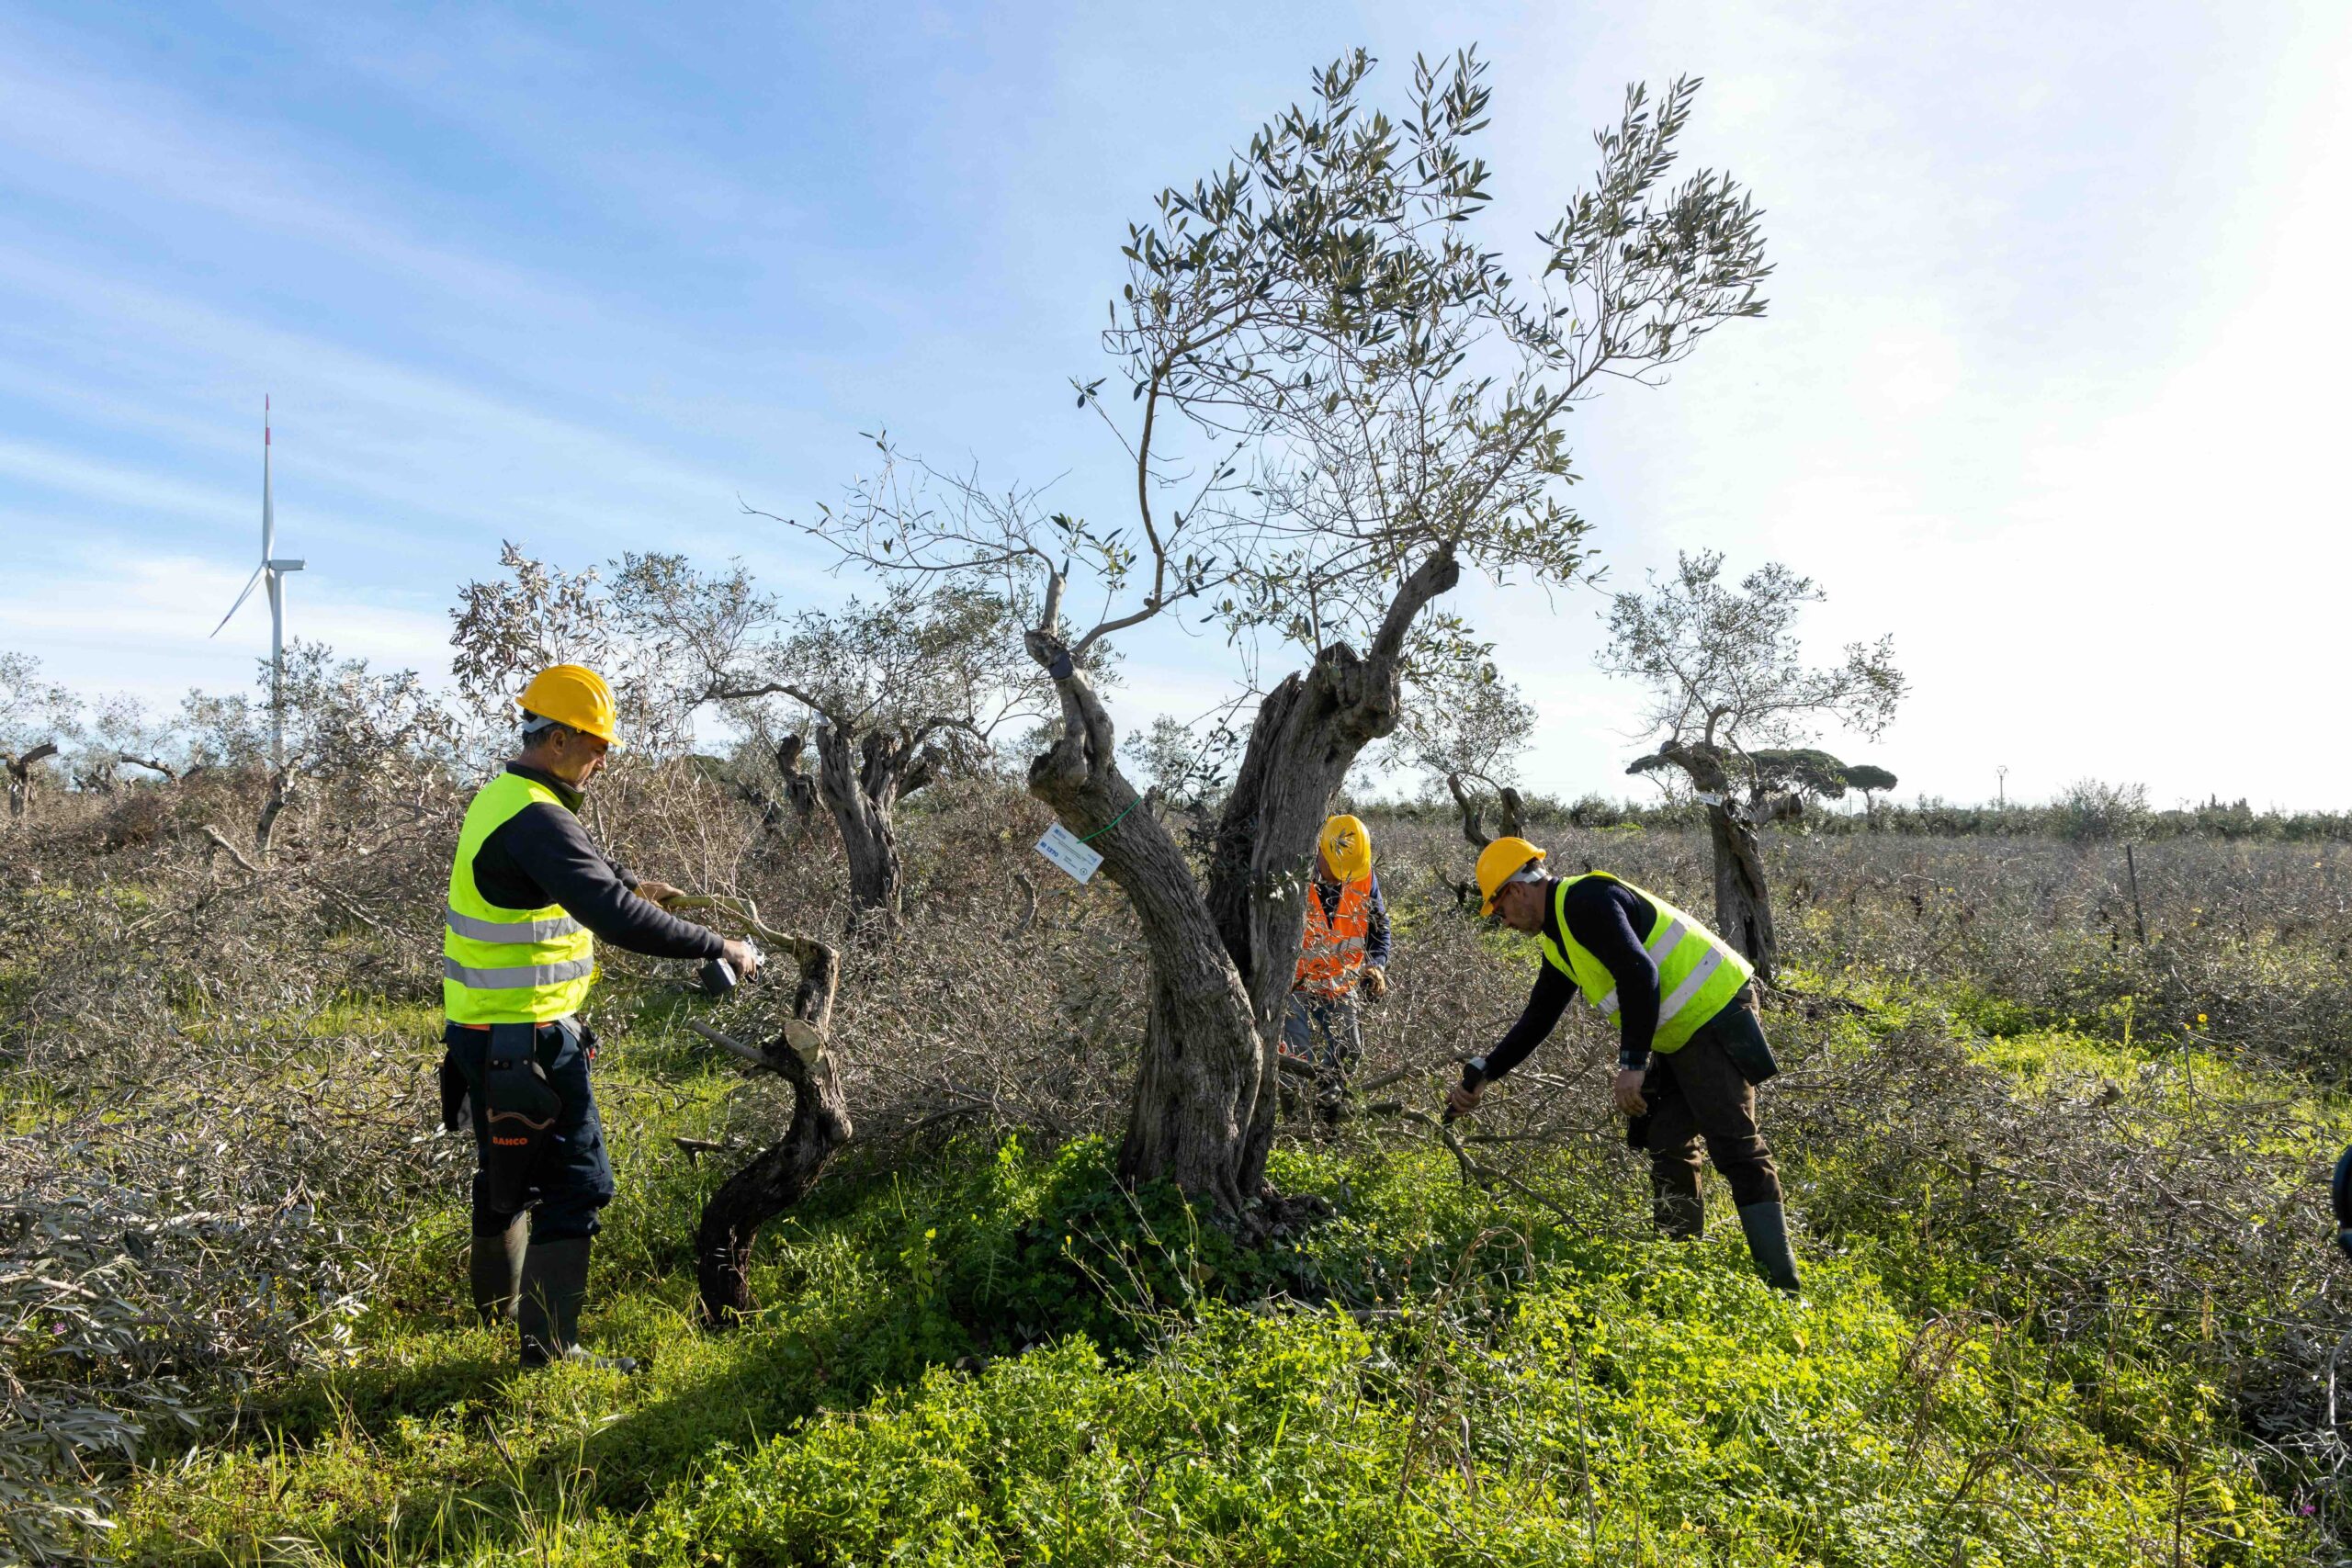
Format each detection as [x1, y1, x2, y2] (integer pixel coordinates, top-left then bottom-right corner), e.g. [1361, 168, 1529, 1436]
[1295, 875, 1374, 998]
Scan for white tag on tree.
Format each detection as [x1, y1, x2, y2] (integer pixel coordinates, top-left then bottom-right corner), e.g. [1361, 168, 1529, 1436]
[1035, 821, 1104, 884]
[1695, 792, 1724, 807]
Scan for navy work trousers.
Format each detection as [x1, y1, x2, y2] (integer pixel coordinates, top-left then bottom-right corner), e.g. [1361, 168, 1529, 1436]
[442, 1018, 615, 1242]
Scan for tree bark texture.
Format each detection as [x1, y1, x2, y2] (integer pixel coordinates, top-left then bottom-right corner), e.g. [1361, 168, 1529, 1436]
[1024, 659, 1264, 1216]
[1704, 804, 1778, 983]
[775, 735, 820, 828]
[695, 934, 849, 1326]
[253, 769, 293, 863]
[809, 725, 937, 928]
[1657, 739, 1779, 983]
[1446, 773, 1524, 850]
[4, 742, 58, 822]
[1030, 547, 1461, 1213]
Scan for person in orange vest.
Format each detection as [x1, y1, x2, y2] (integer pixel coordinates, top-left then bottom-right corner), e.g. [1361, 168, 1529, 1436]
[1282, 815, 1392, 1099]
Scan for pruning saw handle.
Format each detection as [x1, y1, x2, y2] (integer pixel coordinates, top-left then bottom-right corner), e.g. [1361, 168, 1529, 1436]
[1442, 1058, 1487, 1125]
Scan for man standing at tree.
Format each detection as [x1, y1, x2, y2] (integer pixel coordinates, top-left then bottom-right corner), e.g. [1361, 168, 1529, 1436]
[1445, 836, 1800, 1292]
[1282, 815, 1392, 1105]
[438, 664, 760, 1370]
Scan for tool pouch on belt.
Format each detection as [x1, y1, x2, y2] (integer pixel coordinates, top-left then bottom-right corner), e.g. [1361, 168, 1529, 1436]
[481, 1022, 563, 1213]
[1714, 998, 1781, 1087]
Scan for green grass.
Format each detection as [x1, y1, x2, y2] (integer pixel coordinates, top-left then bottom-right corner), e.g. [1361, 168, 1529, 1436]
[103, 1147, 2308, 1562]
[59, 974, 2326, 1564]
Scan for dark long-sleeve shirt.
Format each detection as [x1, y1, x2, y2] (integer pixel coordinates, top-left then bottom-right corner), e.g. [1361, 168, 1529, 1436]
[1481, 875, 1664, 1081]
[468, 764, 724, 962]
[1309, 874, 1392, 969]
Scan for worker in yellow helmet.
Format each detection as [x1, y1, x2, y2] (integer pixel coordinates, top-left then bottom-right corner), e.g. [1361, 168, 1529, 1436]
[1447, 837, 1799, 1292]
[436, 665, 761, 1371]
[1282, 815, 1392, 1113]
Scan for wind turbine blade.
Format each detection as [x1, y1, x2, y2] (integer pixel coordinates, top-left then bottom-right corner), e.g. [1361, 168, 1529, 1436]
[262, 395, 274, 560]
[210, 563, 266, 637]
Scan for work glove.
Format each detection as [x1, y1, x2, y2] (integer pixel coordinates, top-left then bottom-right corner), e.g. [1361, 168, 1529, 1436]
[1359, 966, 1389, 1000]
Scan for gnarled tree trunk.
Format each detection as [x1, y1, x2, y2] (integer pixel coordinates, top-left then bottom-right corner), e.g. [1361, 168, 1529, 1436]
[695, 933, 849, 1326]
[253, 768, 294, 863]
[810, 725, 938, 929]
[775, 734, 820, 828]
[1028, 548, 1460, 1214]
[1703, 804, 1777, 982]
[1658, 739, 1779, 983]
[730, 735, 820, 835]
[4, 741, 59, 822]
[1025, 675, 1262, 1213]
[1445, 772, 1524, 849]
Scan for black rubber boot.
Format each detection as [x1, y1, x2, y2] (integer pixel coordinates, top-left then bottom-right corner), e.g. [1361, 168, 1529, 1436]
[517, 1237, 640, 1372]
[1737, 1201, 1803, 1294]
[469, 1214, 528, 1326]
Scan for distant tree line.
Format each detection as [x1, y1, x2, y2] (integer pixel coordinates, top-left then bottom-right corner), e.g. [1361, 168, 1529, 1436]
[1365, 781, 2352, 843]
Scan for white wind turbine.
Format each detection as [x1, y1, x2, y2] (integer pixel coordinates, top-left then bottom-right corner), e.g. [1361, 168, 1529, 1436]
[209, 396, 305, 771]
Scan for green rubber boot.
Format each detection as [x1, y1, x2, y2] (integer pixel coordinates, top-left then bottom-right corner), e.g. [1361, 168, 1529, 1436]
[469, 1214, 528, 1326]
[1736, 1201, 1803, 1294]
[517, 1237, 640, 1373]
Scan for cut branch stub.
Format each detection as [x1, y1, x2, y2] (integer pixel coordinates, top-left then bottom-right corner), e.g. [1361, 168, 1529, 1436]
[681, 910, 852, 1328]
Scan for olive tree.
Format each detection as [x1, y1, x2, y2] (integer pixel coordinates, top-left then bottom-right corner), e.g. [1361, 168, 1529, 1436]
[1603, 550, 1904, 980]
[0, 651, 73, 823]
[180, 642, 452, 859]
[616, 559, 1048, 927]
[67, 694, 183, 793]
[449, 543, 703, 758]
[1386, 646, 1536, 847]
[774, 51, 1769, 1213]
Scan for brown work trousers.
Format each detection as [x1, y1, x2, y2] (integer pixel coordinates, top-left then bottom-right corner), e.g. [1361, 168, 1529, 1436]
[1642, 987, 1782, 1236]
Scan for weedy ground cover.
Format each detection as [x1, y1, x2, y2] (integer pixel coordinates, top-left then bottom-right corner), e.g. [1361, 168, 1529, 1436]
[4, 773, 2349, 1562]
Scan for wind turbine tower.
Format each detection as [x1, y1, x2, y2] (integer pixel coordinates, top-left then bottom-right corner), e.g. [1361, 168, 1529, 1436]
[210, 397, 306, 771]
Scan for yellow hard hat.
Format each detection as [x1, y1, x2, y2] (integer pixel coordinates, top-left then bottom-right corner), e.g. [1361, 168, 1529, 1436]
[517, 664, 619, 743]
[1318, 815, 1373, 884]
[1476, 836, 1545, 916]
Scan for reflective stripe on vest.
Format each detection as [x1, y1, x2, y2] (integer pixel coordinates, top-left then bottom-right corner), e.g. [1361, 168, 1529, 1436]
[444, 906, 585, 943]
[441, 955, 597, 989]
[443, 771, 599, 1024]
[1295, 874, 1374, 998]
[1537, 874, 1752, 1055]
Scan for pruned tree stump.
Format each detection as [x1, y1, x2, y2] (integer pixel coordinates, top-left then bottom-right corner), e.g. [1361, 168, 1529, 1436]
[670, 897, 853, 1328]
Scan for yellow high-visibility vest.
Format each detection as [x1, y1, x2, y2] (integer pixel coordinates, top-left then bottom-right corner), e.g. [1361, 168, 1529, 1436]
[1537, 873, 1752, 1054]
[442, 772, 597, 1024]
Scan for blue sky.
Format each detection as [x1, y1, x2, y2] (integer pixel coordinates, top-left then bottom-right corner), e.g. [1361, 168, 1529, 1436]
[1, 1, 2346, 807]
